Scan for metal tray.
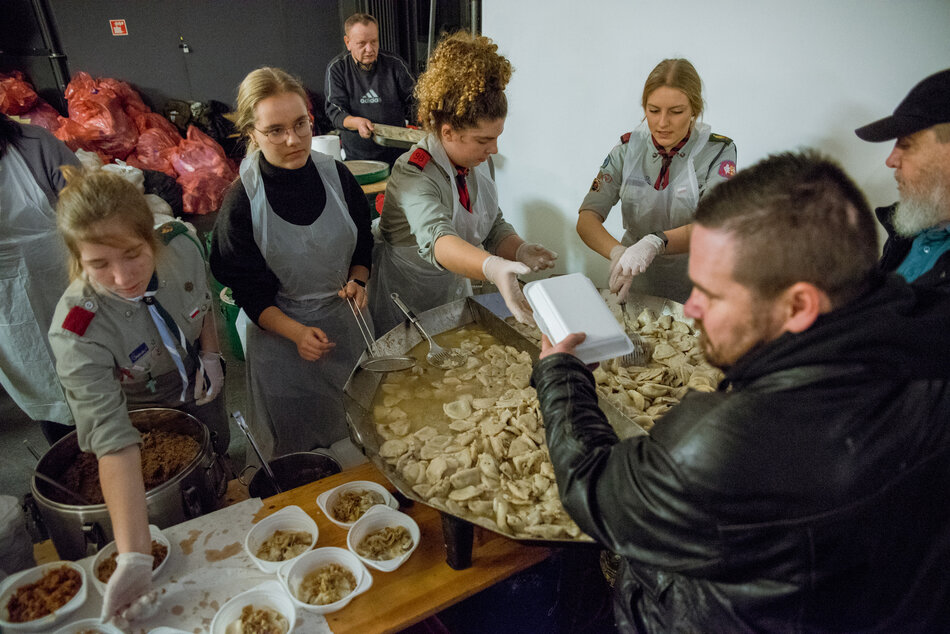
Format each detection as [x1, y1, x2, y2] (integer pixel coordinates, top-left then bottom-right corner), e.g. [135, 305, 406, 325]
[342, 295, 650, 545]
[371, 123, 426, 149]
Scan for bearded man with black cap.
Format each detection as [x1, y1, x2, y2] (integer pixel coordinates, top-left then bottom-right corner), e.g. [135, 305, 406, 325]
[855, 68, 950, 289]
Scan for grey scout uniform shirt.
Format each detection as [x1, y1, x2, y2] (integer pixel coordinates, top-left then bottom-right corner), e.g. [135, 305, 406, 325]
[580, 130, 737, 222]
[49, 223, 212, 458]
[379, 133, 516, 267]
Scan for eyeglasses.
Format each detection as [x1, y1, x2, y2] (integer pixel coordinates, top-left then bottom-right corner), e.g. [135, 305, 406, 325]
[254, 119, 312, 144]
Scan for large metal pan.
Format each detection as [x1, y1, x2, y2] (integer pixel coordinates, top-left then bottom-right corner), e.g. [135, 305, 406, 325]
[343, 293, 684, 549]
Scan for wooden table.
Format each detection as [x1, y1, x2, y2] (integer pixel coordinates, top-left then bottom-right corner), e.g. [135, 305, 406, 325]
[360, 177, 388, 196]
[254, 461, 551, 634]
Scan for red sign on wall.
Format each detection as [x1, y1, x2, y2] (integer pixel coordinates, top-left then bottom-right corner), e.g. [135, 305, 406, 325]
[110, 20, 128, 36]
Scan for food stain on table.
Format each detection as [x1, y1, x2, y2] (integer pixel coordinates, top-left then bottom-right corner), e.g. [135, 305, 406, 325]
[179, 529, 202, 555]
[171, 604, 184, 615]
[205, 542, 243, 562]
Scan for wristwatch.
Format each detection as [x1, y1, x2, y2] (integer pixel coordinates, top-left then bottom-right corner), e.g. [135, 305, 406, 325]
[348, 278, 366, 288]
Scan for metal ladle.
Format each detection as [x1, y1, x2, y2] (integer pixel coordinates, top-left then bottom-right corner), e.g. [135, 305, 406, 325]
[345, 293, 416, 372]
[232, 411, 282, 495]
[32, 471, 93, 506]
[391, 293, 468, 369]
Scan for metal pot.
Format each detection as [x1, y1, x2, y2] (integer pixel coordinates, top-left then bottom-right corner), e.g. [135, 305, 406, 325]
[240, 451, 342, 498]
[29, 408, 228, 560]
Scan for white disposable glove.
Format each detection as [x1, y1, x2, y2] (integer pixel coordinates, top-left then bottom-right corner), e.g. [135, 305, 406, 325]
[608, 234, 665, 300]
[194, 350, 225, 406]
[100, 552, 157, 625]
[482, 255, 534, 325]
[515, 242, 558, 272]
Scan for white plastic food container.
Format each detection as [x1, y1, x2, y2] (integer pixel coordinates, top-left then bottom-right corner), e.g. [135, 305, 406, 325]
[90, 525, 171, 595]
[210, 579, 297, 634]
[0, 561, 87, 632]
[277, 547, 372, 614]
[524, 273, 633, 364]
[316, 480, 398, 530]
[53, 618, 124, 634]
[245, 505, 319, 573]
[346, 506, 420, 572]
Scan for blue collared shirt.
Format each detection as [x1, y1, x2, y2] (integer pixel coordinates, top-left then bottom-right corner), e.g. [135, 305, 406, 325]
[896, 223, 950, 282]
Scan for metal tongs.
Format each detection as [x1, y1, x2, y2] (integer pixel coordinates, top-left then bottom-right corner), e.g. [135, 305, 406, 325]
[232, 410, 282, 494]
[345, 292, 416, 372]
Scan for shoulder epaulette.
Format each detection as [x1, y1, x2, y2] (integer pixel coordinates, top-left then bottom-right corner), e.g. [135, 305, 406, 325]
[158, 221, 189, 245]
[620, 132, 632, 144]
[709, 133, 733, 144]
[62, 305, 95, 336]
[408, 148, 431, 170]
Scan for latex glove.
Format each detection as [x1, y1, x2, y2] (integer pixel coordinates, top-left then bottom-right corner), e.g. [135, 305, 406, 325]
[515, 242, 558, 271]
[100, 552, 155, 624]
[194, 351, 225, 406]
[338, 279, 369, 310]
[608, 234, 665, 300]
[483, 255, 534, 325]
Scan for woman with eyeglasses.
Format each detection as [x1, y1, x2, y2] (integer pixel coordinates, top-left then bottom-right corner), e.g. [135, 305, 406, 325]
[210, 67, 373, 465]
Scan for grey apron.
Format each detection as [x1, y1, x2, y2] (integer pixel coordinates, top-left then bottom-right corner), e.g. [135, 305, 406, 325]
[242, 150, 367, 460]
[618, 121, 710, 303]
[370, 133, 499, 335]
[0, 147, 73, 425]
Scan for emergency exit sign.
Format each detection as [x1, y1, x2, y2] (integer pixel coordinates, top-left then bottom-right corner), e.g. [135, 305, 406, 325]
[110, 19, 128, 36]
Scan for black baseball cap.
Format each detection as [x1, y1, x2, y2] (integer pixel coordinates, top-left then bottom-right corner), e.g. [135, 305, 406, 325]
[854, 68, 950, 142]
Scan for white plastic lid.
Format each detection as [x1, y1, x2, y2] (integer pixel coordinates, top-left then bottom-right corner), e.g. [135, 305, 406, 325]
[524, 273, 633, 364]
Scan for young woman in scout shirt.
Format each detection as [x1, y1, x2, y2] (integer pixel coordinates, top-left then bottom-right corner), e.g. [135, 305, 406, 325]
[368, 32, 557, 335]
[576, 58, 737, 303]
[48, 167, 227, 624]
[210, 67, 372, 466]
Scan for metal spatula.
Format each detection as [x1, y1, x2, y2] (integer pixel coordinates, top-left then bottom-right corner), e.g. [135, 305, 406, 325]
[391, 293, 468, 369]
[618, 300, 651, 366]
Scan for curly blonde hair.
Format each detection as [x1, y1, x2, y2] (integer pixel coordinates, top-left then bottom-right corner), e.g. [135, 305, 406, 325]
[415, 32, 512, 132]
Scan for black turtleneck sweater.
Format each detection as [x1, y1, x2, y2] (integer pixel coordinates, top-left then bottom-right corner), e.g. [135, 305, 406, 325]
[210, 153, 373, 323]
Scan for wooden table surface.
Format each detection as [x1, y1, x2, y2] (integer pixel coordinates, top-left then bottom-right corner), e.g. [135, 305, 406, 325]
[254, 461, 551, 634]
[360, 177, 388, 195]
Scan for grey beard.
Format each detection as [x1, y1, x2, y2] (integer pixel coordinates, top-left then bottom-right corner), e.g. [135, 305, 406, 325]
[894, 183, 950, 237]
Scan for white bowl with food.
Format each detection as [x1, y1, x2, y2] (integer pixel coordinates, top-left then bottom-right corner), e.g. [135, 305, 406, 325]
[245, 505, 319, 573]
[90, 524, 171, 595]
[316, 480, 398, 529]
[277, 547, 372, 614]
[0, 560, 87, 632]
[346, 506, 420, 572]
[209, 579, 296, 634]
[53, 617, 124, 634]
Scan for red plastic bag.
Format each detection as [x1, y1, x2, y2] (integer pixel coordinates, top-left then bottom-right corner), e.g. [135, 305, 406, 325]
[0, 71, 39, 115]
[61, 71, 138, 160]
[126, 127, 180, 176]
[19, 100, 62, 132]
[168, 126, 237, 215]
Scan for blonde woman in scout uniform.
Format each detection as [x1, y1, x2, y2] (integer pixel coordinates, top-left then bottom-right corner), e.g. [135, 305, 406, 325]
[577, 58, 737, 303]
[48, 168, 227, 625]
[210, 67, 372, 465]
[0, 113, 79, 445]
[368, 32, 557, 335]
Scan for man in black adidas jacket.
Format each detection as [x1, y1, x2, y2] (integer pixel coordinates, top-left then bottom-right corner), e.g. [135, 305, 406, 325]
[324, 12, 415, 165]
[532, 150, 950, 632]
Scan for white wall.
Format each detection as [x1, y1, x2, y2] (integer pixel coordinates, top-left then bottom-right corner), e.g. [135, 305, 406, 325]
[483, 0, 950, 284]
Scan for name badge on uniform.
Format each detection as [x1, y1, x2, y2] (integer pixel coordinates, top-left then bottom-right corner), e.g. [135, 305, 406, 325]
[129, 342, 148, 362]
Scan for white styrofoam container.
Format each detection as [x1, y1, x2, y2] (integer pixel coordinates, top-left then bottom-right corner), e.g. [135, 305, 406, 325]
[524, 273, 633, 365]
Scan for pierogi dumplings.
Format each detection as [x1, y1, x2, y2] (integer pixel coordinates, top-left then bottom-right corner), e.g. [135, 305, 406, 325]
[225, 604, 289, 634]
[373, 326, 586, 541]
[355, 525, 414, 560]
[331, 489, 385, 523]
[255, 529, 313, 562]
[297, 563, 357, 605]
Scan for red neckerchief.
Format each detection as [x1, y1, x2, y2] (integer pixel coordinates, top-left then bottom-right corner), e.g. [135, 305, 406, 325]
[652, 132, 690, 191]
[455, 166, 472, 212]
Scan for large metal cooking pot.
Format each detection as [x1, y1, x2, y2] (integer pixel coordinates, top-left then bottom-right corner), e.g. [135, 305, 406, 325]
[343, 293, 680, 548]
[241, 451, 342, 498]
[30, 408, 228, 560]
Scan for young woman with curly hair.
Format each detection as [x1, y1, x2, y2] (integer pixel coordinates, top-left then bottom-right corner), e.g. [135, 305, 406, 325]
[368, 32, 557, 334]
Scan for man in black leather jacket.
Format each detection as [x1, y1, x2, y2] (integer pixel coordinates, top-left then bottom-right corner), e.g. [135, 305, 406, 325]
[532, 151, 950, 632]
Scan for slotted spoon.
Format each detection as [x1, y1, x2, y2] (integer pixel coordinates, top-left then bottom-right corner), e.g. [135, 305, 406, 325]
[391, 293, 468, 369]
[618, 300, 651, 366]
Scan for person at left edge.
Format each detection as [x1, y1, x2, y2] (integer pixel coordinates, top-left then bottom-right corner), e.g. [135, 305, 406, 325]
[211, 67, 373, 465]
[48, 167, 228, 624]
[325, 12, 415, 165]
[369, 32, 557, 335]
[0, 112, 79, 445]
